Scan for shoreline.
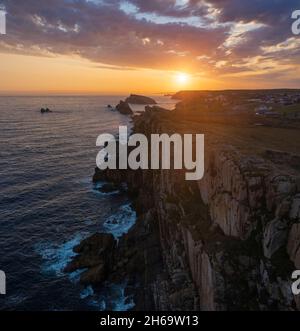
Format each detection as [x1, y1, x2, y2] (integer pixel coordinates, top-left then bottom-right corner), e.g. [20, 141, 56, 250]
[66, 96, 300, 311]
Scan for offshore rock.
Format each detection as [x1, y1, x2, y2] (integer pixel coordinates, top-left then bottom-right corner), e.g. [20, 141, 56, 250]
[116, 101, 133, 115]
[125, 94, 157, 105]
[40, 108, 52, 113]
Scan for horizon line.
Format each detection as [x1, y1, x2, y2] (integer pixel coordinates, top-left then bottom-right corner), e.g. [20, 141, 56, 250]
[1, 87, 300, 97]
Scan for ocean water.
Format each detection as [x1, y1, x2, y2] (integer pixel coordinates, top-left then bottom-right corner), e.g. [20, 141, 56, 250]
[0, 95, 176, 311]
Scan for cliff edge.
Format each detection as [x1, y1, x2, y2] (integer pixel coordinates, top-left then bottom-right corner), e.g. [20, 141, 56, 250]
[68, 99, 300, 311]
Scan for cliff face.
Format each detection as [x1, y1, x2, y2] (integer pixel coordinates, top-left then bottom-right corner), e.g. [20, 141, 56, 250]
[72, 106, 300, 311]
[193, 146, 300, 310]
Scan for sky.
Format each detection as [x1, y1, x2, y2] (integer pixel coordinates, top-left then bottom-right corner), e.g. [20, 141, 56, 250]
[0, 0, 299, 94]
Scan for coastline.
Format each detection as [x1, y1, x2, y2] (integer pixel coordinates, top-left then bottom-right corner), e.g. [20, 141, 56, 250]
[66, 96, 300, 311]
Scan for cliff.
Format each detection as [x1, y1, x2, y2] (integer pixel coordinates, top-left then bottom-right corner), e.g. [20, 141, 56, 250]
[68, 103, 300, 311]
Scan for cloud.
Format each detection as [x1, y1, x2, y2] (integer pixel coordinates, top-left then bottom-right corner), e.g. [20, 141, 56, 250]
[0, 0, 299, 84]
[0, 0, 228, 69]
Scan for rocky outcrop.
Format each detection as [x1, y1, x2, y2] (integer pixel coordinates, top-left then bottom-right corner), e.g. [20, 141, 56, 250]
[68, 105, 300, 311]
[116, 101, 133, 115]
[64, 233, 115, 285]
[125, 94, 157, 105]
[40, 108, 52, 114]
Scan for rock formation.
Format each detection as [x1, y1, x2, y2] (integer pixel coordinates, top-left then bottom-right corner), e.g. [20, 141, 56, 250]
[64, 233, 115, 285]
[116, 101, 133, 115]
[67, 101, 300, 311]
[40, 108, 52, 114]
[125, 94, 157, 105]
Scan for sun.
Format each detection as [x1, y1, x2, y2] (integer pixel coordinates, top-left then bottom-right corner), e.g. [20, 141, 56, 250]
[175, 73, 190, 85]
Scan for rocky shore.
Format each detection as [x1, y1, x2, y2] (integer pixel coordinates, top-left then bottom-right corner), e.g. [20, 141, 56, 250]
[66, 101, 300, 311]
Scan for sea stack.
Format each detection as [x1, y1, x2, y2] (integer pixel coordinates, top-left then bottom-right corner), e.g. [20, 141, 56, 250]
[116, 101, 133, 115]
[125, 94, 157, 105]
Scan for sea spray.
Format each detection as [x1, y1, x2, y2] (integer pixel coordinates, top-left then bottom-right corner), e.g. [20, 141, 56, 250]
[103, 203, 137, 239]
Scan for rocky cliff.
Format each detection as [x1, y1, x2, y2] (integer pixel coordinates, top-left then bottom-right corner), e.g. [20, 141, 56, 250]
[68, 105, 300, 311]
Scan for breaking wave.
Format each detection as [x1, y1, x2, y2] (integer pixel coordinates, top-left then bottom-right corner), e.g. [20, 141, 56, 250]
[103, 203, 137, 239]
[34, 234, 85, 277]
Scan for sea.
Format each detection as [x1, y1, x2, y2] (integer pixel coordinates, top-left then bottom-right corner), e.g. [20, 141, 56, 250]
[0, 95, 176, 311]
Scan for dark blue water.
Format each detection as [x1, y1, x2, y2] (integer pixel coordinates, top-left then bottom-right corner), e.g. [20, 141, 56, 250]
[0, 95, 176, 311]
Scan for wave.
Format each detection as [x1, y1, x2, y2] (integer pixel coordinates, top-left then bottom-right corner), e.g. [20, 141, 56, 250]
[34, 204, 136, 311]
[82, 282, 135, 311]
[34, 234, 85, 277]
[103, 203, 136, 239]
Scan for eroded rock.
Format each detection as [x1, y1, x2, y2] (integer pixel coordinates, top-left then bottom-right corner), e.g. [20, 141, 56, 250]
[116, 101, 133, 115]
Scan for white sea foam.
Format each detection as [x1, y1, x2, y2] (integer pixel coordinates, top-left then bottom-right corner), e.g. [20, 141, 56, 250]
[80, 286, 94, 299]
[110, 283, 135, 311]
[35, 228, 136, 311]
[84, 282, 135, 311]
[103, 203, 136, 239]
[35, 234, 85, 277]
[35, 192, 136, 310]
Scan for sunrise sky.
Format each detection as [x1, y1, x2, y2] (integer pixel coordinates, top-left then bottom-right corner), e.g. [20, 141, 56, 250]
[0, 0, 299, 94]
